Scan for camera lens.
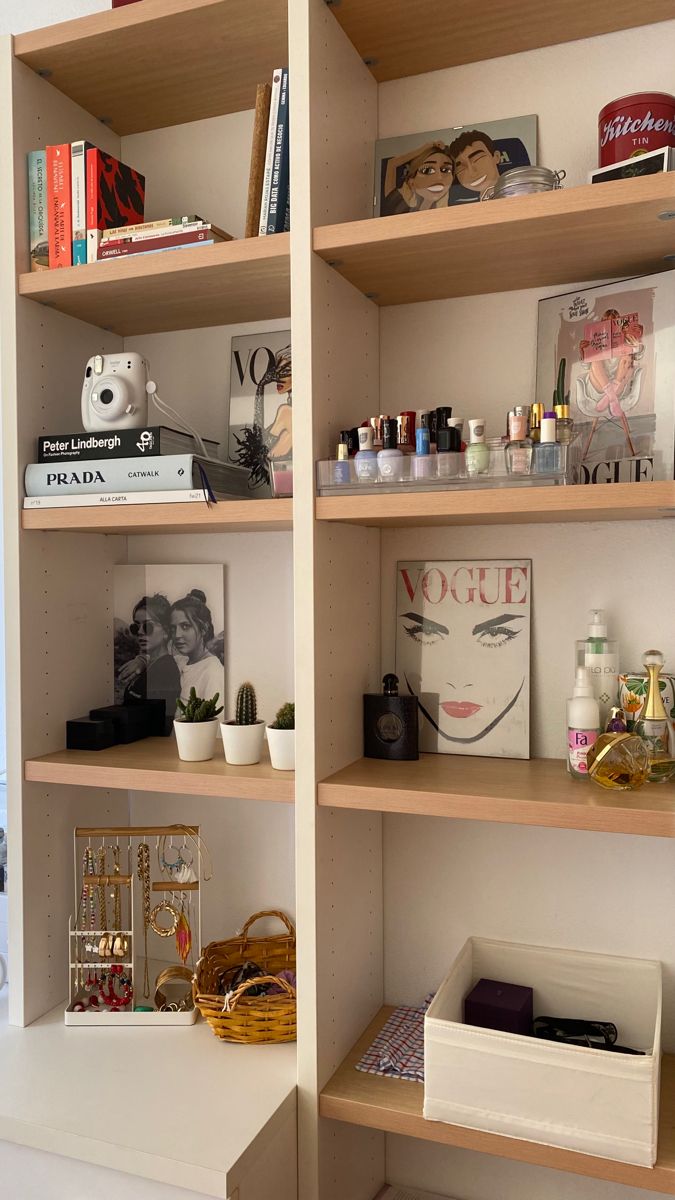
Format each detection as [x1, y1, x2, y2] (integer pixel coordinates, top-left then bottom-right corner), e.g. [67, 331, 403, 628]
[99, 388, 114, 405]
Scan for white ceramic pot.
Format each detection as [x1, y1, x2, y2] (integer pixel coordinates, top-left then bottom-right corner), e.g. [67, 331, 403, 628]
[267, 726, 295, 771]
[173, 718, 219, 762]
[220, 720, 266, 765]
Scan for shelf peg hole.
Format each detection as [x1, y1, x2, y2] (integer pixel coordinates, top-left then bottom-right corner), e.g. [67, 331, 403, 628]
[37, 68, 52, 79]
[363, 57, 379, 67]
[658, 210, 675, 221]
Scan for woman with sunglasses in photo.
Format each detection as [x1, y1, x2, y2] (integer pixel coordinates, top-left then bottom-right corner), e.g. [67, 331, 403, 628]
[170, 589, 224, 706]
[118, 594, 182, 728]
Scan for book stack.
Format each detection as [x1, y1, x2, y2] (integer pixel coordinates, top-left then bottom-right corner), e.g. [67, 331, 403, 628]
[245, 68, 290, 238]
[98, 216, 232, 261]
[28, 144, 145, 270]
[23, 427, 252, 510]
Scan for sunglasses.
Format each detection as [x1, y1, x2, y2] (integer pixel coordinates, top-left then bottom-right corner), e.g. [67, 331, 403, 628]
[130, 620, 156, 636]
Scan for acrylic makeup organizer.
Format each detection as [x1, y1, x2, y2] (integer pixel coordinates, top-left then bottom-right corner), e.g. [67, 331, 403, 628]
[67, 824, 203, 1027]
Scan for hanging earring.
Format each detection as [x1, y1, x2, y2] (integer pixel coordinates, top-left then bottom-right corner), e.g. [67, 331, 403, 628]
[175, 893, 192, 965]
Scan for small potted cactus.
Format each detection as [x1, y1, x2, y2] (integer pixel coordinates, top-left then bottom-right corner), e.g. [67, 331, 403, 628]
[267, 701, 295, 771]
[220, 682, 266, 765]
[174, 688, 223, 762]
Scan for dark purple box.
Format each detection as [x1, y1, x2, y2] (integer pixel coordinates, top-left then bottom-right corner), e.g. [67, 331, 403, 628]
[464, 977, 533, 1036]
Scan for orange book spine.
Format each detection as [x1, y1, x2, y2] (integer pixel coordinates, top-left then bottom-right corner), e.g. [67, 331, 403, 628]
[46, 144, 72, 268]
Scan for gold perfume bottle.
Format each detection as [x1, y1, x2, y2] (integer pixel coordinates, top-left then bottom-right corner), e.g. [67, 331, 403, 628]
[636, 650, 675, 783]
[587, 732, 650, 791]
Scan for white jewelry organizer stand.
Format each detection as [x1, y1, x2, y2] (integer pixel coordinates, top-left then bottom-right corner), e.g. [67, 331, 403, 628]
[66, 824, 203, 1027]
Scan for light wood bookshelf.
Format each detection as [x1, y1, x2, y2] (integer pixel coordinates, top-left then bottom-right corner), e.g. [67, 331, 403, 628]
[22, 498, 293, 535]
[18, 235, 291, 336]
[320, 1006, 675, 1195]
[13, 0, 288, 134]
[316, 482, 675, 527]
[314, 176, 675, 306]
[329, 0, 675, 83]
[25, 739, 294, 803]
[318, 754, 675, 837]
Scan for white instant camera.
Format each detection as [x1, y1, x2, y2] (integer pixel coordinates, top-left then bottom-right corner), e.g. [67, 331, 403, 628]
[81, 352, 150, 431]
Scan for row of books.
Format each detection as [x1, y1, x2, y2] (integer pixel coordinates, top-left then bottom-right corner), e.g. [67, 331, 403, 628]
[245, 68, 290, 238]
[97, 215, 231, 260]
[23, 426, 250, 509]
[28, 144, 145, 270]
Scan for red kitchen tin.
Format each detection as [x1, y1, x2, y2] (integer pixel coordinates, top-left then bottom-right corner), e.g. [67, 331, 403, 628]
[599, 92, 675, 166]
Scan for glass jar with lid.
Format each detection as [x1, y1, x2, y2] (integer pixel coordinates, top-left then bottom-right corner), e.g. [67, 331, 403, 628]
[486, 437, 508, 477]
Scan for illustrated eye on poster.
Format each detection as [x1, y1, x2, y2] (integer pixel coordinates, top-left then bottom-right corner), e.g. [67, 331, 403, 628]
[228, 331, 292, 495]
[396, 560, 531, 760]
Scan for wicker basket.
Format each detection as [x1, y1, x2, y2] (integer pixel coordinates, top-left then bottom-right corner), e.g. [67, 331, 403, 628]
[193, 909, 296, 1043]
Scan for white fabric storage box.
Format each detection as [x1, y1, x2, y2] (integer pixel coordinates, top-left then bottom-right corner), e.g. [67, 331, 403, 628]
[424, 937, 661, 1166]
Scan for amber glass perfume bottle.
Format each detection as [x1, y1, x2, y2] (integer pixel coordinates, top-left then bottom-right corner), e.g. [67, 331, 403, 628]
[636, 650, 675, 782]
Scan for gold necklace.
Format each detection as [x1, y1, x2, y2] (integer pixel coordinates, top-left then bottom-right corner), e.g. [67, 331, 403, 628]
[137, 843, 151, 998]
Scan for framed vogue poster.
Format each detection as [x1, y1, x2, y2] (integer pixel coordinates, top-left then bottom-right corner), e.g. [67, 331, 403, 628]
[395, 560, 531, 759]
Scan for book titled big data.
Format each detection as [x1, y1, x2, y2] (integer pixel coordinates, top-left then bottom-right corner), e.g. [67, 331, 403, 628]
[86, 149, 145, 262]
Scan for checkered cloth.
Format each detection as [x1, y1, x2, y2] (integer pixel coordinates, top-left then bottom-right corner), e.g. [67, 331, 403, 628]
[356, 995, 434, 1083]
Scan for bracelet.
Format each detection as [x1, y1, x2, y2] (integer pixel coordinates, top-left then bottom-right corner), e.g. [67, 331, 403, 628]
[153, 965, 194, 1012]
[149, 900, 179, 937]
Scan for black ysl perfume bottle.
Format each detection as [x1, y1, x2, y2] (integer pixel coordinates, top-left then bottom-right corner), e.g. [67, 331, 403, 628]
[364, 674, 419, 761]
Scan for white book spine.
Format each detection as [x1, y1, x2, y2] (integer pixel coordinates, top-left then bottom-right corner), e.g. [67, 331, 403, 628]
[259, 68, 283, 236]
[24, 489, 207, 509]
[25, 454, 197, 496]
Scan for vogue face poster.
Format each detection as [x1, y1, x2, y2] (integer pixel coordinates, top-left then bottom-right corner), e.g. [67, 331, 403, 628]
[395, 560, 531, 759]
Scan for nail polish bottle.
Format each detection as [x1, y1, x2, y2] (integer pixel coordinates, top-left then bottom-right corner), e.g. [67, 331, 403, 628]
[554, 401, 575, 445]
[435, 405, 453, 435]
[533, 410, 563, 474]
[398, 411, 417, 455]
[465, 418, 489, 476]
[412, 426, 435, 479]
[436, 426, 463, 478]
[506, 407, 533, 475]
[364, 673, 419, 760]
[417, 409, 431, 434]
[377, 418, 404, 480]
[340, 428, 359, 457]
[530, 402, 544, 443]
[369, 416, 384, 452]
[333, 441, 351, 484]
[355, 425, 378, 482]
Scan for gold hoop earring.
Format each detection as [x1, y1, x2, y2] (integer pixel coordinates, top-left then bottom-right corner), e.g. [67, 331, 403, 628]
[149, 901, 180, 938]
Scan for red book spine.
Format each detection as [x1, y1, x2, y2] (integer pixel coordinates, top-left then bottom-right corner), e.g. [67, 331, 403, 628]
[98, 229, 212, 258]
[46, 144, 72, 268]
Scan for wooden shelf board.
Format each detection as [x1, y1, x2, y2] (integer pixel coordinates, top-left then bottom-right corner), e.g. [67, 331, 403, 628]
[319, 755, 675, 837]
[25, 738, 294, 803]
[316, 482, 675, 528]
[321, 1006, 675, 1195]
[13, 0, 288, 135]
[330, 0, 675, 84]
[313, 177, 675, 306]
[22, 498, 292, 535]
[18, 236, 290, 336]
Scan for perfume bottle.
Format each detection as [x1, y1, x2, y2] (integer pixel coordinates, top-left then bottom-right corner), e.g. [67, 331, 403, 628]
[465, 418, 489, 476]
[635, 650, 675, 782]
[505, 407, 533, 475]
[377, 418, 404, 480]
[587, 732, 650, 791]
[363, 673, 419, 760]
[355, 425, 378, 482]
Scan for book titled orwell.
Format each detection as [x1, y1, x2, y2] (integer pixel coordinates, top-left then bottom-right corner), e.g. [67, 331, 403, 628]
[25, 454, 206, 497]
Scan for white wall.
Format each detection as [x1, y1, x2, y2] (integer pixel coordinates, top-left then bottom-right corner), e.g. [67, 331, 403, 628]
[377, 19, 675, 1200]
[7, 1, 106, 35]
